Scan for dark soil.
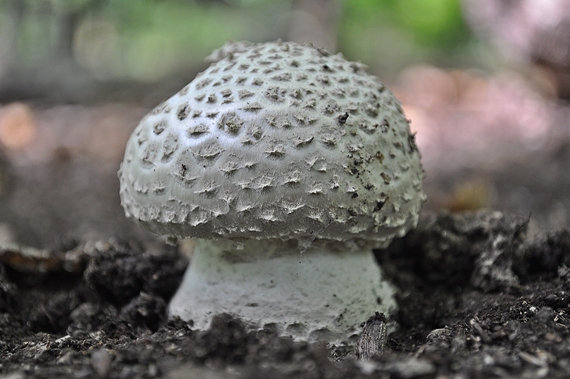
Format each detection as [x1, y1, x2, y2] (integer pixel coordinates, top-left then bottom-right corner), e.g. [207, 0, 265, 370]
[1, 210, 570, 378]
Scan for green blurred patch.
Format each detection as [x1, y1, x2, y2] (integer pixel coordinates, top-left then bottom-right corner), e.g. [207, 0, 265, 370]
[0, 0, 477, 82]
[338, 0, 473, 77]
[95, 0, 263, 80]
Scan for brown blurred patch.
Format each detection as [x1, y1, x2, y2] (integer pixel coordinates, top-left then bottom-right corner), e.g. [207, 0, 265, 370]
[0, 103, 36, 150]
[441, 177, 496, 213]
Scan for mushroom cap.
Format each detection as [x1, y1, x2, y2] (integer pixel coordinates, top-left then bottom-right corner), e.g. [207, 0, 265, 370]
[119, 41, 425, 246]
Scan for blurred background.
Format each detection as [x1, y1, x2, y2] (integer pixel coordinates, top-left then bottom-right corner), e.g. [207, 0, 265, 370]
[0, 0, 569, 248]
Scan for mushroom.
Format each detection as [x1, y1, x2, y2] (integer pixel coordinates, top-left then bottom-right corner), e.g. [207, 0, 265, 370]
[118, 41, 426, 342]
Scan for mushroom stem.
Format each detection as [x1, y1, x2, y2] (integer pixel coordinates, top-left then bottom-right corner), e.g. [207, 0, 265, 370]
[168, 238, 397, 343]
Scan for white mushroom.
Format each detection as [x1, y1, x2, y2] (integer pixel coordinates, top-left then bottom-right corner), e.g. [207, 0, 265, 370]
[118, 41, 426, 343]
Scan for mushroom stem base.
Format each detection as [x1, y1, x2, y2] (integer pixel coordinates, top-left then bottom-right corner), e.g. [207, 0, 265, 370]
[168, 239, 397, 343]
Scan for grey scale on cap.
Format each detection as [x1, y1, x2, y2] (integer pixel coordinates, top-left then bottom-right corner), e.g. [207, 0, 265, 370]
[119, 41, 425, 247]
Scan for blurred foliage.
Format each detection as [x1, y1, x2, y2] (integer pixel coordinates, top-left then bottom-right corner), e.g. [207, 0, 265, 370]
[77, 1, 261, 80]
[338, 0, 475, 76]
[0, 0, 479, 82]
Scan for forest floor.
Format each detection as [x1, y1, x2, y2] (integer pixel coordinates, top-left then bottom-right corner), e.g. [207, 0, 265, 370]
[1, 210, 570, 378]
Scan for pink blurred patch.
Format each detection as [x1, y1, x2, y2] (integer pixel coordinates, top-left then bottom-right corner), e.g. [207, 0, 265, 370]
[393, 65, 566, 174]
[0, 103, 37, 150]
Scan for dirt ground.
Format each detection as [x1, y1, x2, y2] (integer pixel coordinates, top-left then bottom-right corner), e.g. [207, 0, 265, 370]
[0, 210, 569, 379]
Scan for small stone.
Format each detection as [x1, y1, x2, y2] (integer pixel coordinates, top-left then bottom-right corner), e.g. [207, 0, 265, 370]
[91, 348, 112, 377]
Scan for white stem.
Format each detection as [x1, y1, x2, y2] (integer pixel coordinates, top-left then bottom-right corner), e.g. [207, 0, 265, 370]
[168, 238, 397, 343]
